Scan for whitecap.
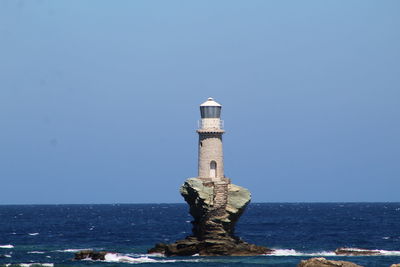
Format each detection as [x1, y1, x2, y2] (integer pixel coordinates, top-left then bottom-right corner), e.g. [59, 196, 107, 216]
[0, 245, 14, 249]
[5, 264, 53, 267]
[28, 233, 39, 236]
[335, 247, 391, 256]
[104, 253, 158, 263]
[270, 249, 302, 256]
[269, 249, 336, 257]
[378, 250, 400, 256]
[86, 253, 202, 264]
[382, 236, 390, 240]
[127, 253, 164, 258]
[268, 248, 400, 257]
[28, 251, 45, 254]
[54, 248, 91, 252]
[4, 254, 12, 258]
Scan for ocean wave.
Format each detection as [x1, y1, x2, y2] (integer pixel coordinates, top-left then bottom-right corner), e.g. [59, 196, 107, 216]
[127, 253, 164, 258]
[54, 248, 91, 253]
[336, 247, 400, 256]
[376, 250, 400, 256]
[269, 249, 336, 257]
[27, 251, 45, 254]
[2, 264, 53, 267]
[28, 233, 39, 236]
[88, 253, 201, 264]
[104, 254, 158, 263]
[268, 248, 400, 257]
[0, 245, 14, 249]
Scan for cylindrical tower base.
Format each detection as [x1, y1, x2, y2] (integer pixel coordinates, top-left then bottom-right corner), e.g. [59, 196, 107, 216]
[197, 129, 224, 179]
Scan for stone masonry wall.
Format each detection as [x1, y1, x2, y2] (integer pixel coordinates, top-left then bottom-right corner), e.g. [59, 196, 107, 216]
[198, 132, 224, 178]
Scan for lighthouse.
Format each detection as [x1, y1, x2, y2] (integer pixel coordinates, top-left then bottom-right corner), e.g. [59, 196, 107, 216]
[148, 97, 267, 256]
[197, 97, 225, 181]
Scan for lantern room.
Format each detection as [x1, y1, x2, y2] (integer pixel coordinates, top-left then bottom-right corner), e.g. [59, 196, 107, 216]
[200, 97, 222, 118]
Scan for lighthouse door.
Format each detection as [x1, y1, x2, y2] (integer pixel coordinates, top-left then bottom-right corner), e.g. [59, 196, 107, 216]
[210, 161, 217, 178]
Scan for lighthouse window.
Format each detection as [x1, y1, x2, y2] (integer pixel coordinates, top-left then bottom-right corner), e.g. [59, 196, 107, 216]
[200, 106, 221, 118]
[200, 141, 203, 147]
[210, 161, 217, 178]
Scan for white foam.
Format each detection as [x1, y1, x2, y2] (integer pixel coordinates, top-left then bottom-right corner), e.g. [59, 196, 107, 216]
[269, 249, 336, 257]
[270, 249, 302, 256]
[378, 250, 400, 256]
[4, 254, 12, 258]
[133, 253, 164, 258]
[28, 251, 45, 254]
[28, 233, 39, 236]
[55, 248, 91, 252]
[335, 248, 400, 256]
[268, 248, 400, 257]
[0, 245, 14, 249]
[5, 264, 53, 267]
[104, 253, 158, 263]
[98, 253, 201, 264]
[341, 248, 375, 252]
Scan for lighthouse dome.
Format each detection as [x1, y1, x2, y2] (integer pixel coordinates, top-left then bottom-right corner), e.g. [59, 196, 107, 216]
[200, 97, 221, 118]
[200, 97, 221, 107]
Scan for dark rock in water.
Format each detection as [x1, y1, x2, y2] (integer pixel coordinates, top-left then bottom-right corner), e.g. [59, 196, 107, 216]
[298, 257, 363, 267]
[334, 247, 382, 256]
[148, 236, 270, 256]
[148, 178, 272, 256]
[74, 250, 109, 260]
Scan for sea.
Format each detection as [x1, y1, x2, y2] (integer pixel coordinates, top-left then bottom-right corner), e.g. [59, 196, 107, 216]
[1, 203, 400, 267]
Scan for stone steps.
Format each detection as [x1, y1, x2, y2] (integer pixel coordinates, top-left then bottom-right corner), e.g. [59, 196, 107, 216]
[213, 182, 228, 209]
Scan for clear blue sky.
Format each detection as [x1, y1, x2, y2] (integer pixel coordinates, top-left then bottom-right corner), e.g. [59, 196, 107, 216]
[1, 1, 399, 204]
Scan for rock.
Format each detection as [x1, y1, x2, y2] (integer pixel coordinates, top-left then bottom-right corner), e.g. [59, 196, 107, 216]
[390, 264, 400, 267]
[298, 257, 363, 267]
[74, 250, 109, 261]
[334, 248, 382, 256]
[180, 178, 251, 239]
[148, 177, 272, 256]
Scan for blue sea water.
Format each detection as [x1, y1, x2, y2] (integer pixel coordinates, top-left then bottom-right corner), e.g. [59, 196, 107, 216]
[0, 203, 400, 267]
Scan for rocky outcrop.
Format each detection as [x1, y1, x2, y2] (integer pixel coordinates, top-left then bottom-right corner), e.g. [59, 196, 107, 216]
[298, 257, 363, 267]
[335, 248, 382, 256]
[148, 177, 272, 256]
[74, 250, 109, 260]
[390, 264, 400, 267]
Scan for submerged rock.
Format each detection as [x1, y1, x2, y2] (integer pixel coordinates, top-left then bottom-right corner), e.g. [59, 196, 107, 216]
[334, 248, 382, 256]
[298, 257, 363, 267]
[148, 178, 272, 256]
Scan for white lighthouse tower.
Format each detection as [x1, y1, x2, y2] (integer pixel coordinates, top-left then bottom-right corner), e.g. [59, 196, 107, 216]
[197, 97, 225, 181]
